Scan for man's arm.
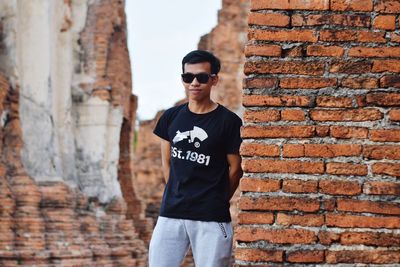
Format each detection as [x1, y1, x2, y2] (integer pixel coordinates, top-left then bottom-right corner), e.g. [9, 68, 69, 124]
[160, 139, 171, 183]
[227, 153, 243, 200]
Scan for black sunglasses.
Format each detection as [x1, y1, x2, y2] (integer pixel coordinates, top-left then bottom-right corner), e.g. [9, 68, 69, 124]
[181, 73, 216, 84]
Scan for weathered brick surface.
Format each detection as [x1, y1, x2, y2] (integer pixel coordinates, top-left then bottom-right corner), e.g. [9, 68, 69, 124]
[0, 1, 150, 265]
[237, 1, 400, 265]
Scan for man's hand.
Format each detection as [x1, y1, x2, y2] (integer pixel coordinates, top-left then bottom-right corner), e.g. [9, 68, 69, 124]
[160, 139, 171, 183]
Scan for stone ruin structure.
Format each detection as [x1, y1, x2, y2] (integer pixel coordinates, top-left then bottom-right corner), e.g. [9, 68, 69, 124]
[0, 0, 150, 266]
[236, 0, 400, 265]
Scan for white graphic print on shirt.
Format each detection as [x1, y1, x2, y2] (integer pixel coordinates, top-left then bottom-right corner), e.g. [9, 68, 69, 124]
[171, 126, 211, 166]
[172, 126, 208, 148]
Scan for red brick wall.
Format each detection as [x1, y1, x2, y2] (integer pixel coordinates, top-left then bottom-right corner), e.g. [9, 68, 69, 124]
[236, 0, 400, 265]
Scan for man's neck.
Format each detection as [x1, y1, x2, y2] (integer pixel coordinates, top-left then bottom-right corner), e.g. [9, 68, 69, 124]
[188, 99, 218, 114]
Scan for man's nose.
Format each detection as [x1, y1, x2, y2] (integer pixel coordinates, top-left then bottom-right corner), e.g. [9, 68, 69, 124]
[191, 77, 200, 85]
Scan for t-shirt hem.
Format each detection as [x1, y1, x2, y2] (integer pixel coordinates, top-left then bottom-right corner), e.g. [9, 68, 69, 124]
[160, 212, 231, 223]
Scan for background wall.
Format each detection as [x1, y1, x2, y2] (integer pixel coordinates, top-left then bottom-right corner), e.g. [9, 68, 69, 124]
[0, 0, 149, 265]
[236, 0, 400, 265]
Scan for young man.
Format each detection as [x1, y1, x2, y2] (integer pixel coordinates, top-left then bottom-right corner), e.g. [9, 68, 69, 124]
[149, 50, 243, 267]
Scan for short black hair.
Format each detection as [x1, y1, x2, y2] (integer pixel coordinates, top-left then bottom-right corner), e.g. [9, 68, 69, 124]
[182, 50, 221, 74]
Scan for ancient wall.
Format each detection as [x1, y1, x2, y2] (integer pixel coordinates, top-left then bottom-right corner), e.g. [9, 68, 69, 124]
[236, 0, 400, 265]
[0, 0, 148, 266]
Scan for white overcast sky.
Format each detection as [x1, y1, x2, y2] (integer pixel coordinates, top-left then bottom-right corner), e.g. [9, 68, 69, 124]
[125, 1, 222, 120]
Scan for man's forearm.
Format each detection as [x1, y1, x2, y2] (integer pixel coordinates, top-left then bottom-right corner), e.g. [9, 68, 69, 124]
[228, 168, 243, 199]
[162, 164, 170, 183]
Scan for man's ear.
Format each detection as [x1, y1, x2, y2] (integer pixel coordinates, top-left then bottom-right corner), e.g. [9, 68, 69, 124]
[212, 75, 219, 86]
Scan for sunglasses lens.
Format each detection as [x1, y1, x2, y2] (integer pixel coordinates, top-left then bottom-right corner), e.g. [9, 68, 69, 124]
[196, 73, 210, 83]
[181, 73, 195, 83]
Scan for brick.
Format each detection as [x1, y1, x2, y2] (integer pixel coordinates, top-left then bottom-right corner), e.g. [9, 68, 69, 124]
[320, 30, 386, 43]
[248, 29, 318, 42]
[341, 77, 378, 89]
[245, 60, 324, 75]
[310, 109, 382, 121]
[243, 77, 277, 89]
[307, 45, 344, 57]
[235, 227, 317, 244]
[363, 145, 400, 160]
[370, 129, 400, 142]
[372, 60, 400, 73]
[240, 178, 281, 192]
[250, 0, 329, 11]
[326, 250, 400, 264]
[319, 180, 361, 195]
[389, 109, 400, 121]
[243, 159, 324, 174]
[242, 125, 315, 138]
[282, 144, 304, 158]
[239, 196, 320, 212]
[326, 162, 368, 176]
[330, 61, 372, 74]
[356, 95, 367, 107]
[351, 48, 400, 58]
[281, 109, 305, 121]
[326, 213, 400, 228]
[316, 96, 353, 108]
[372, 163, 400, 177]
[330, 126, 368, 139]
[373, 15, 396, 30]
[285, 46, 305, 57]
[248, 13, 289, 27]
[340, 231, 400, 246]
[380, 75, 400, 88]
[287, 250, 325, 263]
[322, 199, 336, 211]
[282, 179, 318, 193]
[235, 249, 283, 262]
[337, 199, 400, 215]
[375, 0, 400, 13]
[318, 231, 340, 245]
[279, 77, 336, 89]
[245, 44, 282, 57]
[316, 126, 330, 137]
[242, 95, 311, 107]
[391, 33, 400, 42]
[292, 14, 370, 27]
[364, 181, 400, 195]
[358, 31, 387, 43]
[304, 144, 362, 157]
[243, 110, 280, 122]
[366, 93, 400, 106]
[331, 0, 373, 11]
[240, 143, 280, 156]
[276, 213, 323, 227]
[237, 212, 274, 225]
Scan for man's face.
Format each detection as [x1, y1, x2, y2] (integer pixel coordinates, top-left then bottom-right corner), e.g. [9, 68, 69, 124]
[182, 62, 218, 102]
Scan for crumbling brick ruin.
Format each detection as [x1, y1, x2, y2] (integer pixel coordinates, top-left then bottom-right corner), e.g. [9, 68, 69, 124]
[236, 0, 400, 265]
[0, 0, 149, 266]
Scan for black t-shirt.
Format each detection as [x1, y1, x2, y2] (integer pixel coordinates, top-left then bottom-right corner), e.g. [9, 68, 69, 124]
[153, 103, 242, 222]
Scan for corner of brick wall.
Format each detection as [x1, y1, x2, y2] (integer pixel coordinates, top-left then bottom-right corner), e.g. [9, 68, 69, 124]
[236, 0, 400, 265]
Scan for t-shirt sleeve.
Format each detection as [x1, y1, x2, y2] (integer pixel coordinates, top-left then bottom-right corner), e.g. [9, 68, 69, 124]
[153, 111, 170, 141]
[224, 114, 243, 154]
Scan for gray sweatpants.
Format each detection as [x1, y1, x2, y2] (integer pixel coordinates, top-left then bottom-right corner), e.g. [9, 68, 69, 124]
[149, 216, 233, 267]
